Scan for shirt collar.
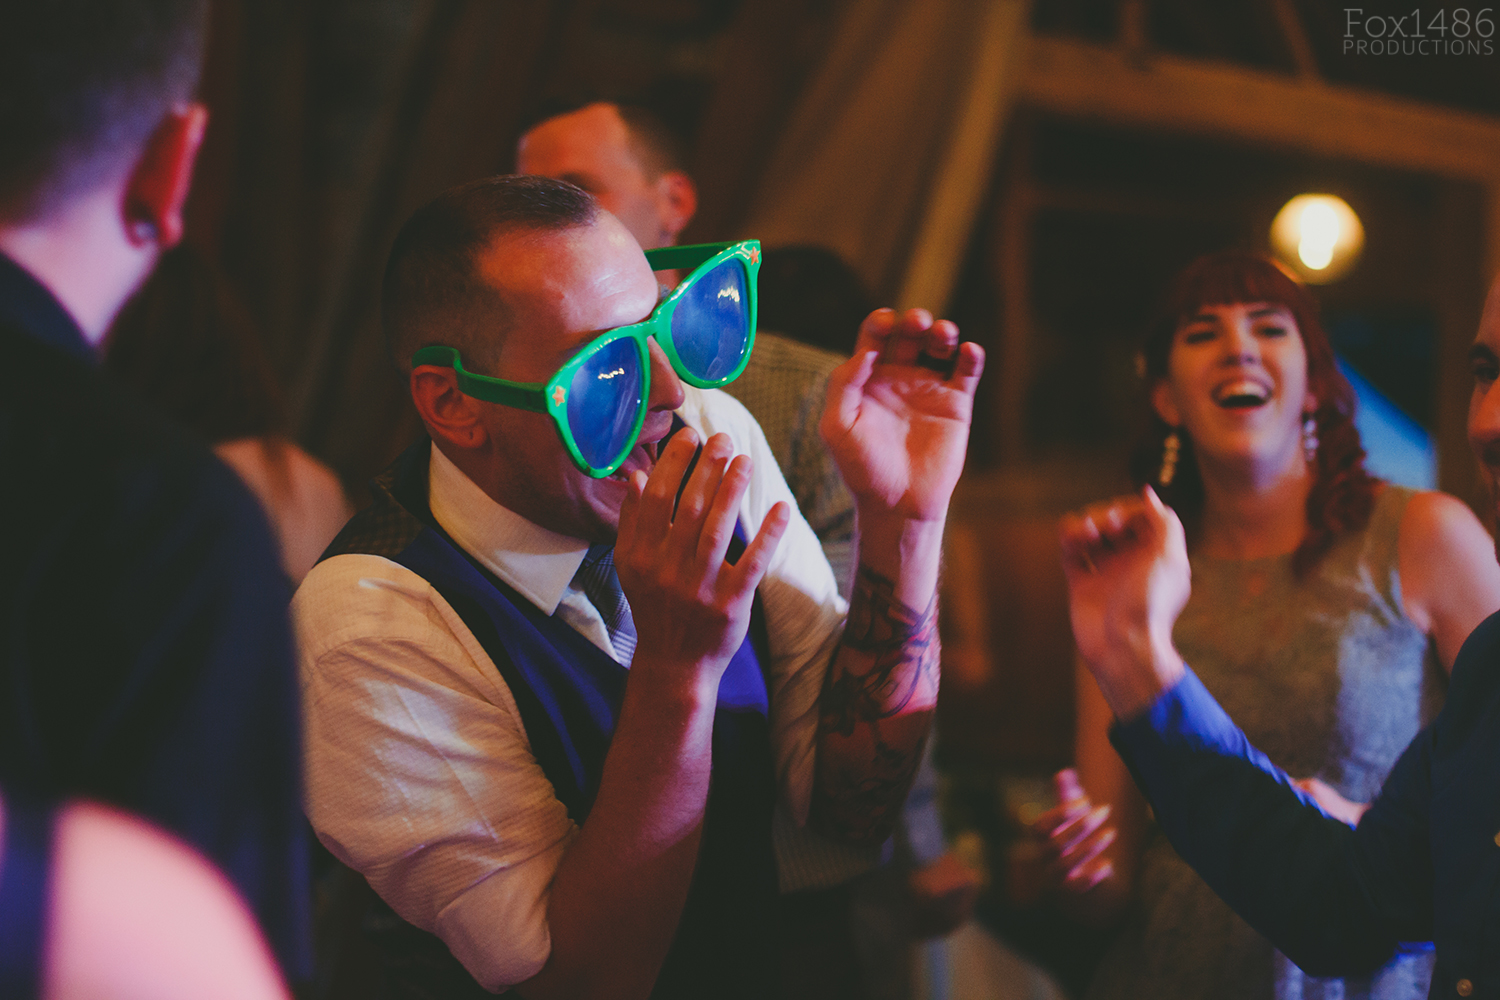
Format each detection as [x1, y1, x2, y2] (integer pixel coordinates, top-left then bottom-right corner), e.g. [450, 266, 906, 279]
[0, 252, 95, 363]
[427, 444, 589, 615]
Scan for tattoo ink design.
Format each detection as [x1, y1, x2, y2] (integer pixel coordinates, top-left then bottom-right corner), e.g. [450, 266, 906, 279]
[812, 565, 940, 844]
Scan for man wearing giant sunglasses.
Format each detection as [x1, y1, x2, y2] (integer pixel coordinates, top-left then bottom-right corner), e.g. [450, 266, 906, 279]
[294, 175, 984, 1000]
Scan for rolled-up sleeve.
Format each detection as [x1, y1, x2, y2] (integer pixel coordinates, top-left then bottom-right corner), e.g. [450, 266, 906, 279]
[294, 554, 576, 989]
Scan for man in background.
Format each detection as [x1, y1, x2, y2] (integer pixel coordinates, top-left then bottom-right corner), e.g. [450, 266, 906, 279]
[517, 100, 980, 999]
[0, 0, 308, 978]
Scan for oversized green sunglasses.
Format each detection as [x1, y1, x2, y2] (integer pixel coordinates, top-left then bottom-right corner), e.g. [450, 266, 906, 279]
[412, 240, 760, 478]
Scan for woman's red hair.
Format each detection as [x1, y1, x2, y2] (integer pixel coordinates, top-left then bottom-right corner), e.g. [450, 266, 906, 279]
[1129, 250, 1378, 574]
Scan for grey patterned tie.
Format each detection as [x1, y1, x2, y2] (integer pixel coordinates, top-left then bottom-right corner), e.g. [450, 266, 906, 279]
[572, 543, 638, 664]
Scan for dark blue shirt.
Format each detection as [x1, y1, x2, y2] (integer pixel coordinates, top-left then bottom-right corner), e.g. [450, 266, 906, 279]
[1112, 610, 1500, 999]
[0, 253, 310, 979]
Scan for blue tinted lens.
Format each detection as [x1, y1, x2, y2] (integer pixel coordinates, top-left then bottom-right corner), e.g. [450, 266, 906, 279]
[670, 258, 750, 383]
[567, 337, 644, 470]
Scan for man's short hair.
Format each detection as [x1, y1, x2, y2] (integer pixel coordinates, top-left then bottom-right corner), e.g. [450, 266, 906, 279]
[613, 104, 687, 179]
[523, 99, 688, 180]
[382, 174, 600, 375]
[0, 0, 208, 222]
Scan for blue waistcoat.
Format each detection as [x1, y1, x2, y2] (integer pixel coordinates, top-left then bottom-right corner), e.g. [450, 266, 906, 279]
[322, 439, 779, 999]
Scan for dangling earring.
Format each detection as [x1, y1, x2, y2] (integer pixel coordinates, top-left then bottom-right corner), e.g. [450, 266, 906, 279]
[1302, 414, 1319, 465]
[1159, 430, 1180, 487]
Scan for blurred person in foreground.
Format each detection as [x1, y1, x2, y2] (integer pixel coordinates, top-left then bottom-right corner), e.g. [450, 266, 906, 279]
[517, 102, 982, 998]
[0, 789, 289, 1000]
[107, 245, 353, 585]
[294, 173, 983, 998]
[1056, 269, 1500, 999]
[0, 0, 308, 979]
[1039, 252, 1500, 999]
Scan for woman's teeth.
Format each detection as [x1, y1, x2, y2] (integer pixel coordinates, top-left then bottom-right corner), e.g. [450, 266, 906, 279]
[1215, 381, 1270, 408]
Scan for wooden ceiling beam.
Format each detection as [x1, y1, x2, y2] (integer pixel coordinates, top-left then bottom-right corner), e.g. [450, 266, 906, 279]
[1018, 36, 1500, 183]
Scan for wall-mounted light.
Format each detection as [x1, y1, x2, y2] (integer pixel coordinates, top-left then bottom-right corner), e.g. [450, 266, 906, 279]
[1270, 194, 1364, 284]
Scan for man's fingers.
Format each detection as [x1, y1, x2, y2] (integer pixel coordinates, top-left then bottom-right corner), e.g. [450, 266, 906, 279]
[1142, 484, 1186, 549]
[850, 307, 898, 357]
[822, 349, 878, 441]
[635, 427, 699, 548]
[724, 500, 789, 599]
[948, 341, 985, 398]
[668, 433, 733, 556]
[695, 452, 753, 569]
[883, 308, 935, 366]
[923, 318, 960, 359]
[1059, 495, 1160, 577]
[616, 469, 646, 552]
[1059, 511, 1104, 576]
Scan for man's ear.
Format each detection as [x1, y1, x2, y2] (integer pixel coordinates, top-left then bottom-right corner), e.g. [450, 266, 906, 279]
[123, 102, 208, 249]
[655, 170, 697, 243]
[411, 366, 491, 451]
[1151, 379, 1182, 428]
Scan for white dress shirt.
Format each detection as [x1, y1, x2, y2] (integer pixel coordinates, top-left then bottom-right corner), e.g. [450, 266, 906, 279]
[295, 387, 862, 990]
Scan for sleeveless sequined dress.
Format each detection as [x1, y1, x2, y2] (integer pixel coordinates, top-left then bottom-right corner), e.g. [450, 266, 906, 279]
[1087, 485, 1443, 1000]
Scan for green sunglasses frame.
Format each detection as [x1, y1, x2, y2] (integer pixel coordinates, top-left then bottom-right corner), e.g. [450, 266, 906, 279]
[411, 240, 760, 478]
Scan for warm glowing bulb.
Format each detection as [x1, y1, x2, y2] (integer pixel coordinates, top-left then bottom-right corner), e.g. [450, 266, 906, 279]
[1271, 194, 1364, 284]
[1297, 202, 1340, 270]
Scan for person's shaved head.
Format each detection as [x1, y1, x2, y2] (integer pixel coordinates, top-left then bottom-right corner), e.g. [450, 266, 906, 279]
[381, 175, 599, 375]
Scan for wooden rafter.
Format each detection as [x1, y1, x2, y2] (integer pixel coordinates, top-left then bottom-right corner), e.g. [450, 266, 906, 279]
[1020, 36, 1500, 181]
[1017, 35, 1500, 278]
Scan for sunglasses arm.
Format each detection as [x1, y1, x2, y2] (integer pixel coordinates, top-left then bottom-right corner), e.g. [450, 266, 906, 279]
[410, 345, 549, 414]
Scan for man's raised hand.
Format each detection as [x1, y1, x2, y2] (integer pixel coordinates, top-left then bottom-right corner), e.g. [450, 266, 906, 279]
[1059, 487, 1191, 719]
[616, 429, 788, 685]
[820, 308, 984, 524]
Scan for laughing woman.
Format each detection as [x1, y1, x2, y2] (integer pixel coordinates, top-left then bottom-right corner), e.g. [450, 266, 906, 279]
[1045, 251, 1500, 1000]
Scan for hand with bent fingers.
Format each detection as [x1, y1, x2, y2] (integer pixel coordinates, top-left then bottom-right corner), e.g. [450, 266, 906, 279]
[615, 428, 790, 682]
[1059, 486, 1192, 720]
[820, 308, 985, 523]
[1032, 769, 1117, 898]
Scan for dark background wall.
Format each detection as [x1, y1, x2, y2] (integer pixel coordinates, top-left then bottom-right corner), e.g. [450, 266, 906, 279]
[161, 0, 1500, 776]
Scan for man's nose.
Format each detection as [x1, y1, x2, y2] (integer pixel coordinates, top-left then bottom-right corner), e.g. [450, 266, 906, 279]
[647, 337, 685, 412]
[1469, 378, 1500, 457]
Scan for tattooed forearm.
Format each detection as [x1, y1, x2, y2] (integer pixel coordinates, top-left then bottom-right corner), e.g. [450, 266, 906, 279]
[811, 565, 940, 845]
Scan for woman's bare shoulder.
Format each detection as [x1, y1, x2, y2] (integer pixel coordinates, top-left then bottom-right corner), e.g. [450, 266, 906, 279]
[1396, 489, 1500, 669]
[1398, 489, 1489, 559]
